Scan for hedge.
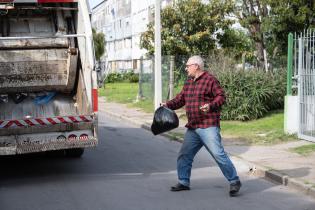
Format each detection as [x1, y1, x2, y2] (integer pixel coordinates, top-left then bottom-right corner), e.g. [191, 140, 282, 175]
[216, 69, 286, 121]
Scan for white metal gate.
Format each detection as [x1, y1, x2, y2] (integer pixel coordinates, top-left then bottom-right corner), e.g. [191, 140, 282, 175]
[297, 29, 315, 141]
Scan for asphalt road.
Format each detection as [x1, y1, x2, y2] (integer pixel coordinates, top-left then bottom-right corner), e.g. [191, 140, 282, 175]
[0, 111, 315, 210]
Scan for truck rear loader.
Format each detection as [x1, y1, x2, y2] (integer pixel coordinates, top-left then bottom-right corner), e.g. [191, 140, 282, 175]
[0, 0, 98, 157]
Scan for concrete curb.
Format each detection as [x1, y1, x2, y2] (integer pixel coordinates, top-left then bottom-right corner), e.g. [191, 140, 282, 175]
[102, 108, 315, 199]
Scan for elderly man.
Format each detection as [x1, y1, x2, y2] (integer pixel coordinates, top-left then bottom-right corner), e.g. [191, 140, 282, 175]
[163, 55, 241, 196]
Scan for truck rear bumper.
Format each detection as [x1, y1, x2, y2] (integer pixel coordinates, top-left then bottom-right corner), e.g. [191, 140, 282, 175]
[0, 130, 97, 155]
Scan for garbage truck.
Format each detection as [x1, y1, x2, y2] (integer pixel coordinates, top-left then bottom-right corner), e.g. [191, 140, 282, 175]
[0, 0, 98, 157]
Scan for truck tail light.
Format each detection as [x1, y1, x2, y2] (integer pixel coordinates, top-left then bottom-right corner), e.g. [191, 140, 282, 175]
[68, 134, 77, 141]
[92, 89, 98, 112]
[79, 134, 88, 141]
[37, 0, 77, 3]
[91, 71, 98, 113]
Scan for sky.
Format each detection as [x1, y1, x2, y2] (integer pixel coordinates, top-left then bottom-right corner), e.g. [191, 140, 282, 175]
[89, 0, 103, 9]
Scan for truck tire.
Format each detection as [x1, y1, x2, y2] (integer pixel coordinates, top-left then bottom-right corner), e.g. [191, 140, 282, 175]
[65, 148, 84, 158]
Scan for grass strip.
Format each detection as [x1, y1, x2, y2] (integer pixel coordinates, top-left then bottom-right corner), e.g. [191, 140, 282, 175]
[290, 144, 315, 156]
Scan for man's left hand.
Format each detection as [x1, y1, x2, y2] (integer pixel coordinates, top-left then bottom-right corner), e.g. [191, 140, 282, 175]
[200, 103, 210, 113]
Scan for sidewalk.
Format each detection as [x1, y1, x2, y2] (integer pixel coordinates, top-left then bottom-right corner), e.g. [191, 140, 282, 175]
[99, 97, 315, 199]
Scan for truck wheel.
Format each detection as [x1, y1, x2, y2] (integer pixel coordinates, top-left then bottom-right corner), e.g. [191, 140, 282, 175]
[65, 148, 84, 158]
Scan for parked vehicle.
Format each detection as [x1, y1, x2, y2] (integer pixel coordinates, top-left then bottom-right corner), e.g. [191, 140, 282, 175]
[0, 0, 98, 157]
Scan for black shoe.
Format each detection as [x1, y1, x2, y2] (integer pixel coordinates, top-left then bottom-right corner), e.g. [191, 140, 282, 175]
[229, 181, 241, 196]
[170, 183, 190, 192]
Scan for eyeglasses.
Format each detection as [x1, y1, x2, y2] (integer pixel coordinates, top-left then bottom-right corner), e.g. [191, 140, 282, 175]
[185, 63, 197, 69]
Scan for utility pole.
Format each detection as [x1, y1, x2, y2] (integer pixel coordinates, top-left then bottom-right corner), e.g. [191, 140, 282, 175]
[154, 0, 162, 110]
[169, 55, 175, 99]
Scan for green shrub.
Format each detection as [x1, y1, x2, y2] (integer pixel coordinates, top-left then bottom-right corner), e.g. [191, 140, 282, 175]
[121, 71, 133, 81]
[216, 69, 286, 121]
[129, 74, 139, 83]
[105, 73, 124, 83]
[105, 71, 139, 83]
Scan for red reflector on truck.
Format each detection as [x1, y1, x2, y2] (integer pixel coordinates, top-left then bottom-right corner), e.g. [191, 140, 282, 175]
[92, 89, 98, 112]
[37, 0, 77, 2]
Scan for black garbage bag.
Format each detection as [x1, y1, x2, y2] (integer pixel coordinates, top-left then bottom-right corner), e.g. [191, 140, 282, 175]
[151, 106, 179, 135]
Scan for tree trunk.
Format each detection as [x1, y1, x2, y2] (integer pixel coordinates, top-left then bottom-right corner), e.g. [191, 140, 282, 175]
[241, 0, 268, 70]
[249, 22, 265, 69]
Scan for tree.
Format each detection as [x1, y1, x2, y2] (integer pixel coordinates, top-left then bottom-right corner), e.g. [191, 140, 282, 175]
[92, 28, 105, 61]
[140, 0, 235, 56]
[235, 0, 268, 69]
[235, 0, 315, 69]
[217, 28, 254, 61]
[264, 0, 314, 57]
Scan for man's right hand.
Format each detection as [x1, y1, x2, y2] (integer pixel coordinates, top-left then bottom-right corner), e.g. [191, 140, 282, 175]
[160, 102, 167, 107]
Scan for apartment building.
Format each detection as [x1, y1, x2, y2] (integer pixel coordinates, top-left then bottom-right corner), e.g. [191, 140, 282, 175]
[92, 0, 172, 72]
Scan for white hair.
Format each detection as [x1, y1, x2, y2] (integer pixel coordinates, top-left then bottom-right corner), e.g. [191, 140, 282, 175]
[188, 55, 204, 70]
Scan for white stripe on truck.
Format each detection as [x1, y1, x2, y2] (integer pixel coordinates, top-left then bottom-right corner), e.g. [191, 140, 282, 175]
[0, 115, 93, 128]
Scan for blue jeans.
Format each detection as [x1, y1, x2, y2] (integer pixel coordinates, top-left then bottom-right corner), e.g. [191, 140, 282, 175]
[177, 127, 239, 186]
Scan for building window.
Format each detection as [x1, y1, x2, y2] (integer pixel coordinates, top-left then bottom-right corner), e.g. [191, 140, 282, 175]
[124, 38, 131, 48]
[133, 59, 138, 70]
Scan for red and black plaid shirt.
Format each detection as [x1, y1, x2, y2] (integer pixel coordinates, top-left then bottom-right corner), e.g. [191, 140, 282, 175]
[166, 71, 225, 129]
